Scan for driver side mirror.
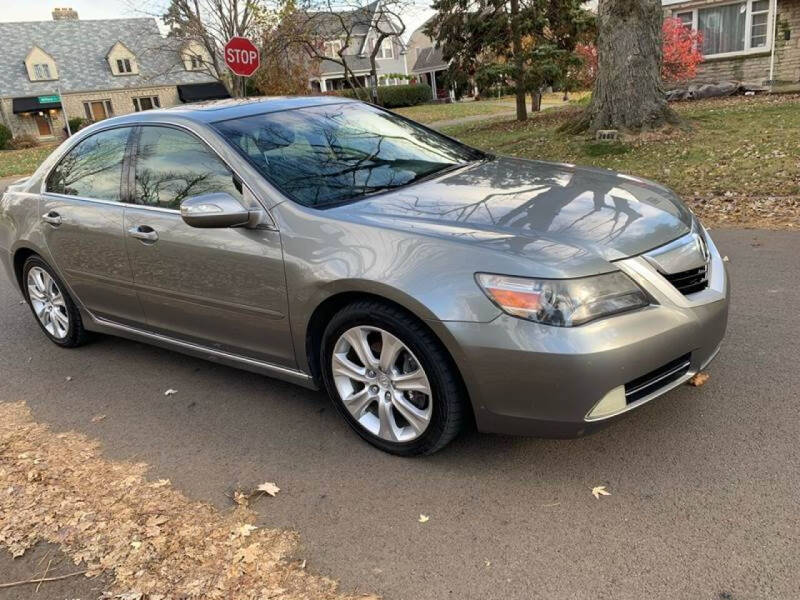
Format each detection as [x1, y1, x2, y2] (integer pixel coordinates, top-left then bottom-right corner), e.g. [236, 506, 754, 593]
[180, 193, 251, 228]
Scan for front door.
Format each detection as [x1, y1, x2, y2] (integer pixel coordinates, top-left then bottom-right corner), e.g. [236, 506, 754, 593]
[124, 125, 295, 367]
[90, 101, 107, 121]
[34, 114, 52, 137]
[41, 126, 146, 325]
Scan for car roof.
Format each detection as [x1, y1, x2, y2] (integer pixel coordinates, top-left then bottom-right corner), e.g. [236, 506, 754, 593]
[158, 95, 359, 123]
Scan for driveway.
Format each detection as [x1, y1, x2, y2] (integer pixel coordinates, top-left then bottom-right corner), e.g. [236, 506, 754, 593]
[1, 228, 798, 600]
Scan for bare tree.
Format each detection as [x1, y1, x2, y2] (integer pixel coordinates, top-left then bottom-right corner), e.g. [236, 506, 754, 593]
[126, 0, 263, 95]
[272, 0, 409, 103]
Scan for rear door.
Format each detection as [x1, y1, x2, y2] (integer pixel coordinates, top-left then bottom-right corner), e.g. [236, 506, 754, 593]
[123, 124, 295, 367]
[42, 126, 145, 325]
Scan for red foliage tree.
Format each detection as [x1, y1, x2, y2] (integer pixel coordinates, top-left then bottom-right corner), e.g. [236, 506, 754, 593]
[573, 43, 598, 89]
[574, 17, 703, 88]
[661, 16, 704, 82]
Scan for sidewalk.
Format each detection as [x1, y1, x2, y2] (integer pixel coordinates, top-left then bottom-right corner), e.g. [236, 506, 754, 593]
[428, 99, 569, 128]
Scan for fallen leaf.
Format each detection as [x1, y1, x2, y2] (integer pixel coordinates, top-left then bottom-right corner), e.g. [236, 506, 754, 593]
[688, 372, 710, 387]
[65, 376, 73, 382]
[233, 490, 249, 506]
[164, 389, 178, 396]
[91, 414, 106, 423]
[130, 541, 142, 549]
[722, 255, 730, 262]
[257, 482, 280, 497]
[591, 486, 611, 499]
[418, 514, 429, 523]
[237, 524, 258, 537]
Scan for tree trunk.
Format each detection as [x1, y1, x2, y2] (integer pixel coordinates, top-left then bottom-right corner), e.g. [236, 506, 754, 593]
[509, 0, 527, 121]
[530, 89, 542, 112]
[565, 0, 679, 133]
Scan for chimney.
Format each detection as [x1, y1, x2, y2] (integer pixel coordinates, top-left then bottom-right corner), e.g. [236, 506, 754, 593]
[52, 7, 79, 20]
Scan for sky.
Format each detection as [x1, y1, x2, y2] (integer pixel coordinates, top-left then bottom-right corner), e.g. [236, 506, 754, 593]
[0, 0, 435, 39]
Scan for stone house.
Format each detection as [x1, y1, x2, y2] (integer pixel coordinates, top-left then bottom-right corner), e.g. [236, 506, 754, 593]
[0, 9, 229, 142]
[663, 0, 800, 86]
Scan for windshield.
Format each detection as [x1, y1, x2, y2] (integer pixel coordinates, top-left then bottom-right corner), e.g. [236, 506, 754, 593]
[212, 102, 483, 207]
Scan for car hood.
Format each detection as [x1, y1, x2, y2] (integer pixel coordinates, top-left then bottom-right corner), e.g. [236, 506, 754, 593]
[331, 156, 693, 276]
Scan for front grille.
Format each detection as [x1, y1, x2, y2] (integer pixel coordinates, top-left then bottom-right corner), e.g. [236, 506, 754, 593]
[625, 353, 691, 404]
[662, 266, 708, 295]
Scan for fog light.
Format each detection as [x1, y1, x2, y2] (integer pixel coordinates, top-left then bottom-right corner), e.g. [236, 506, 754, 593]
[586, 385, 626, 420]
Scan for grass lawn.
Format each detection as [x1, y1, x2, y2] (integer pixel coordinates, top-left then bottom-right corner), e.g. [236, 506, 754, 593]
[441, 94, 800, 229]
[395, 99, 518, 124]
[0, 143, 58, 178]
[395, 92, 588, 125]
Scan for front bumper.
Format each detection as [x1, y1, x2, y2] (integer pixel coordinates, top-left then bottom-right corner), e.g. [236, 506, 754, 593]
[436, 231, 730, 437]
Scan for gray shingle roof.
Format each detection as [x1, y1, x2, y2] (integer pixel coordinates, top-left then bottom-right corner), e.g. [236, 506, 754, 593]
[411, 47, 447, 73]
[0, 18, 216, 97]
[319, 55, 373, 76]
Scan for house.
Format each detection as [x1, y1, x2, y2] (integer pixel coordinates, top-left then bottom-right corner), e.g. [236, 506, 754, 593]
[308, 1, 410, 92]
[0, 8, 229, 141]
[405, 19, 452, 99]
[663, 0, 800, 86]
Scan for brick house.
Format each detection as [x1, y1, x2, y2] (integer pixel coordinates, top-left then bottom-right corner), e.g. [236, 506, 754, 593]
[0, 8, 229, 141]
[663, 0, 800, 86]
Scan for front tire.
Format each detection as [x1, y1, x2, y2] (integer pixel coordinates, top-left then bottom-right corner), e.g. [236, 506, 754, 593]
[321, 300, 466, 456]
[22, 256, 90, 348]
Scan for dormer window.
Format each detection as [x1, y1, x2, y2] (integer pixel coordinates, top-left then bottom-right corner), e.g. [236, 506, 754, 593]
[181, 40, 211, 71]
[25, 46, 58, 81]
[33, 64, 52, 79]
[107, 41, 138, 76]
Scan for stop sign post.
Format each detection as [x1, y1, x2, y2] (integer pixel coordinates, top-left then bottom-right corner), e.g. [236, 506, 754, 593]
[224, 37, 260, 77]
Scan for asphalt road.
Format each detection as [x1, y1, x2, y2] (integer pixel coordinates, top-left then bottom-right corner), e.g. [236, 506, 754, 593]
[1, 228, 798, 600]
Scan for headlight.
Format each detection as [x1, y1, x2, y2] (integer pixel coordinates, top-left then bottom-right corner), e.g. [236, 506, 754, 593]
[476, 271, 650, 327]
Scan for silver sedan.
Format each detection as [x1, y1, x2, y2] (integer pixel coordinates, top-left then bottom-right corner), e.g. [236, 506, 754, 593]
[0, 97, 729, 455]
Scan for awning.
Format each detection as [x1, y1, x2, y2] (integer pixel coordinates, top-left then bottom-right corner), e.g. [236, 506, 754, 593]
[177, 82, 230, 103]
[12, 95, 62, 114]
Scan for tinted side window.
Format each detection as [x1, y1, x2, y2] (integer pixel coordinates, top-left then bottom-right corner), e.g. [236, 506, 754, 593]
[46, 127, 130, 201]
[134, 127, 241, 210]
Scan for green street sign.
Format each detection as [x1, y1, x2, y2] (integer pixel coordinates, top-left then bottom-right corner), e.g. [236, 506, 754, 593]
[37, 95, 60, 104]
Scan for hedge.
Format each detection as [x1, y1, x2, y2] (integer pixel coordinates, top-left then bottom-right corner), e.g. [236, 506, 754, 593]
[0, 124, 11, 150]
[331, 83, 432, 108]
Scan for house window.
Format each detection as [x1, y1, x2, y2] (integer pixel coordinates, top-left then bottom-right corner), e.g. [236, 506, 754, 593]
[380, 38, 393, 59]
[189, 54, 203, 69]
[750, 0, 770, 47]
[133, 96, 161, 112]
[33, 63, 51, 79]
[116, 58, 133, 74]
[324, 40, 343, 58]
[83, 100, 114, 121]
[676, 0, 773, 57]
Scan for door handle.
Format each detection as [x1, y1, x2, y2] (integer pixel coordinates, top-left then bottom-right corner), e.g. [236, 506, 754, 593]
[128, 225, 158, 243]
[41, 211, 62, 226]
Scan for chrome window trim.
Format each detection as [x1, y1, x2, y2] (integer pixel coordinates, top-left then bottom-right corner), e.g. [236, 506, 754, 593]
[40, 120, 278, 227]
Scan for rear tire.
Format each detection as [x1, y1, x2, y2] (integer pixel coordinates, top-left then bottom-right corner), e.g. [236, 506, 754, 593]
[321, 300, 466, 456]
[22, 256, 90, 348]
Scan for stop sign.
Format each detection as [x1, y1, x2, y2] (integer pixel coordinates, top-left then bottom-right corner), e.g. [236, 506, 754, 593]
[224, 37, 260, 77]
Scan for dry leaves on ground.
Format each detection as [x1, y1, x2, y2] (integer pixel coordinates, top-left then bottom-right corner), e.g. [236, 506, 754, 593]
[0, 401, 377, 600]
[591, 486, 611, 499]
[688, 372, 710, 387]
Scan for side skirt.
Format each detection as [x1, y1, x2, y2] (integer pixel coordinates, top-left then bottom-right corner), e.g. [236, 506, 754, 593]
[85, 313, 318, 390]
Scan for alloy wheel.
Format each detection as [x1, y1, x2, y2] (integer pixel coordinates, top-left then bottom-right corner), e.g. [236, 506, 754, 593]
[27, 266, 70, 339]
[331, 326, 433, 442]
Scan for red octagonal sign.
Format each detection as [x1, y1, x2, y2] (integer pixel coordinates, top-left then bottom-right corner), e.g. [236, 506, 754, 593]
[224, 37, 260, 77]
